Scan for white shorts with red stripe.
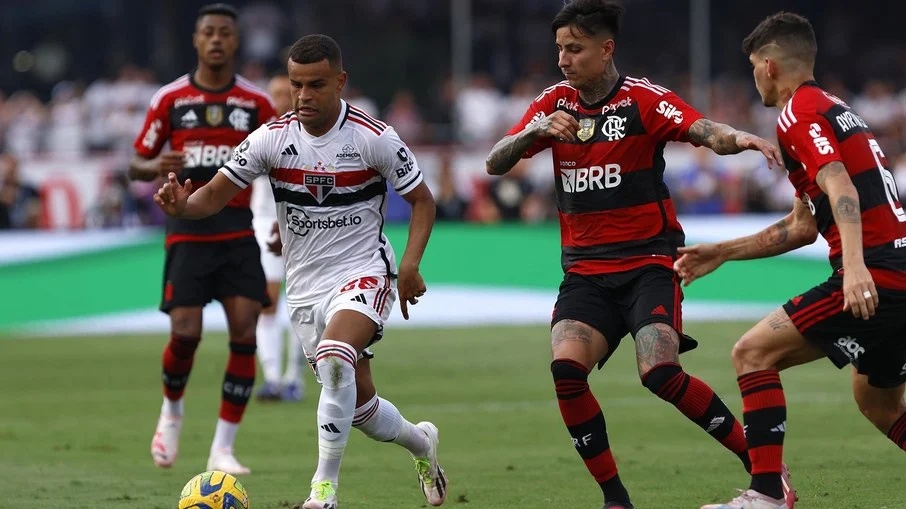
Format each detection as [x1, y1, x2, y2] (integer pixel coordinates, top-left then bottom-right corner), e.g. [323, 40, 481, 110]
[288, 274, 396, 384]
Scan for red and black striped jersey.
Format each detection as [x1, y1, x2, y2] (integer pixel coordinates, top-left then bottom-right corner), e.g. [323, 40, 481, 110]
[507, 76, 703, 274]
[133, 73, 277, 244]
[777, 81, 906, 291]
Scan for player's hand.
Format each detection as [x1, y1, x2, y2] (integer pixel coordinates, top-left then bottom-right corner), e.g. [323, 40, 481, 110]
[397, 261, 426, 320]
[532, 110, 580, 143]
[734, 132, 783, 169]
[841, 263, 878, 319]
[153, 172, 193, 217]
[266, 220, 282, 256]
[674, 243, 724, 286]
[156, 151, 186, 177]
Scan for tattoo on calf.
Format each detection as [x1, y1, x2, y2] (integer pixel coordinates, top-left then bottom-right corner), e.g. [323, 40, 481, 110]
[634, 323, 679, 373]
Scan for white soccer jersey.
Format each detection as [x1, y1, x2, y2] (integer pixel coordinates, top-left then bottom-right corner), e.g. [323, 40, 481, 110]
[220, 101, 423, 307]
[250, 175, 277, 220]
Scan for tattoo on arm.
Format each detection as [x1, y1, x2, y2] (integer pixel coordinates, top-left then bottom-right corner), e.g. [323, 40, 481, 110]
[634, 323, 679, 375]
[687, 119, 741, 155]
[551, 319, 595, 348]
[835, 196, 861, 223]
[756, 218, 789, 249]
[815, 162, 846, 190]
[486, 129, 540, 175]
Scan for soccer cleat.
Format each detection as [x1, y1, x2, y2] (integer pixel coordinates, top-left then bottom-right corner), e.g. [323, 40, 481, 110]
[302, 480, 338, 509]
[281, 381, 304, 402]
[781, 463, 798, 508]
[151, 414, 182, 468]
[206, 448, 251, 475]
[603, 502, 635, 508]
[413, 421, 447, 506]
[700, 489, 788, 509]
[255, 381, 282, 402]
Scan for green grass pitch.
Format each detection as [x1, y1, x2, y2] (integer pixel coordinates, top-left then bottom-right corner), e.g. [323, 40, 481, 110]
[2, 323, 903, 508]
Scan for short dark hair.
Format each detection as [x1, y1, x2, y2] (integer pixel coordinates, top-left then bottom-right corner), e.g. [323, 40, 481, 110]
[741, 12, 816, 64]
[288, 34, 343, 70]
[197, 3, 238, 21]
[551, 0, 624, 38]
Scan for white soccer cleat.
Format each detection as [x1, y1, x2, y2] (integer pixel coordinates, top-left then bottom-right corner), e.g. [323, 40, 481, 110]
[700, 489, 788, 509]
[206, 448, 251, 475]
[302, 480, 338, 509]
[150, 414, 182, 468]
[413, 421, 447, 506]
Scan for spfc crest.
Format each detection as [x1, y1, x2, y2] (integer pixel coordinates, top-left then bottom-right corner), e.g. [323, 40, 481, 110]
[577, 118, 596, 142]
[205, 105, 224, 126]
[304, 173, 335, 203]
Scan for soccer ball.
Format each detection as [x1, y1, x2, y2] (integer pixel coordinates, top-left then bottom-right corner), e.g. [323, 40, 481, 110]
[178, 470, 249, 509]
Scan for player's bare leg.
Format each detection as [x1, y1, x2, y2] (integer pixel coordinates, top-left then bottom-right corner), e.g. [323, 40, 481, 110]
[550, 319, 633, 509]
[206, 295, 261, 475]
[703, 309, 823, 509]
[152, 306, 203, 468]
[255, 281, 284, 401]
[851, 370, 906, 451]
[352, 357, 445, 505]
[635, 322, 751, 472]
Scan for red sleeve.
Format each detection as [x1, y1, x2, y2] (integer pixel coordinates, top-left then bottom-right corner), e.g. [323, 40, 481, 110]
[505, 92, 554, 158]
[779, 112, 843, 182]
[133, 94, 171, 158]
[640, 91, 704, 143]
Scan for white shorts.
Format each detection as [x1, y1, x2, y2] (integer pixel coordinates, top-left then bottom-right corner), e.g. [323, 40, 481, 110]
[253, 217, 284, 281]
[289, 274, 396, 383]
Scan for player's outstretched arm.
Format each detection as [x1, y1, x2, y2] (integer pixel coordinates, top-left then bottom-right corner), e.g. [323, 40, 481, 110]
[674, 198, 817, 286]
[815, 160, 877, 318]
[687, 118, 783, 168]
[486, 111, 579, 175]
[128, 152, 185, 182]
[397, 182, 436, 320]
[154, 171, 241, 220]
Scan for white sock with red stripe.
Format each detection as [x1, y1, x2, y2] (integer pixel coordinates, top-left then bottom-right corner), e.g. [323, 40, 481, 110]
[312, 339, 357, 484]
[353, 394, 429, 457]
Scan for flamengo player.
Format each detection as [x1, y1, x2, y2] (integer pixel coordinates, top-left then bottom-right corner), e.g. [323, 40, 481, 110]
[152, 35, 447, 509]
[251, 73, 306, 402]
[675, 12, 906, 509]
[485, 1, 787, 508]
[129, 3, 276, 474]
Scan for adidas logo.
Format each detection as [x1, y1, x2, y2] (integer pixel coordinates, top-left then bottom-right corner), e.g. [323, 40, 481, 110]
[181, 109, 199, 127]
[650, 305, 668, 316]
[705, 416, 725, 433]
[281, 143, 299, 155]
[351, 293, 367, 304]
[320, 423, 341, 433]
[770, 421, 786, 433]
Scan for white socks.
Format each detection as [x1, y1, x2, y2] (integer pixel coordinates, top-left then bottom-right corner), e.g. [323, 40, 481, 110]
[353, 394, 429, 457]
[256, 312, 282, 385]
[283, 330, 304, 385]
[312, 340, 358, 484]
[211, 418, 239, 452]
[161, 397, 184, 418]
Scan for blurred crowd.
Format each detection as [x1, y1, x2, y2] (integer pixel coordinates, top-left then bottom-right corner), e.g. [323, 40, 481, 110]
[3, 0, 906, 230]
[5, 68, 906, 230]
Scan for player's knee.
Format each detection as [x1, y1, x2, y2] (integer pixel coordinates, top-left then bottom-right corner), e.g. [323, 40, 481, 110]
[169, 334, 200, 359]
[315, 340, 357, 390]
[731, 333, 780, 372]
[641, 362, 682, 393]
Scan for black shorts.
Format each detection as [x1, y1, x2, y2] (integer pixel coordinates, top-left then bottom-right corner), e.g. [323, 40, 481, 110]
[783, 274, 906, 388]
[551, 265, 698, 368]
[160, 236, 271, 312]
